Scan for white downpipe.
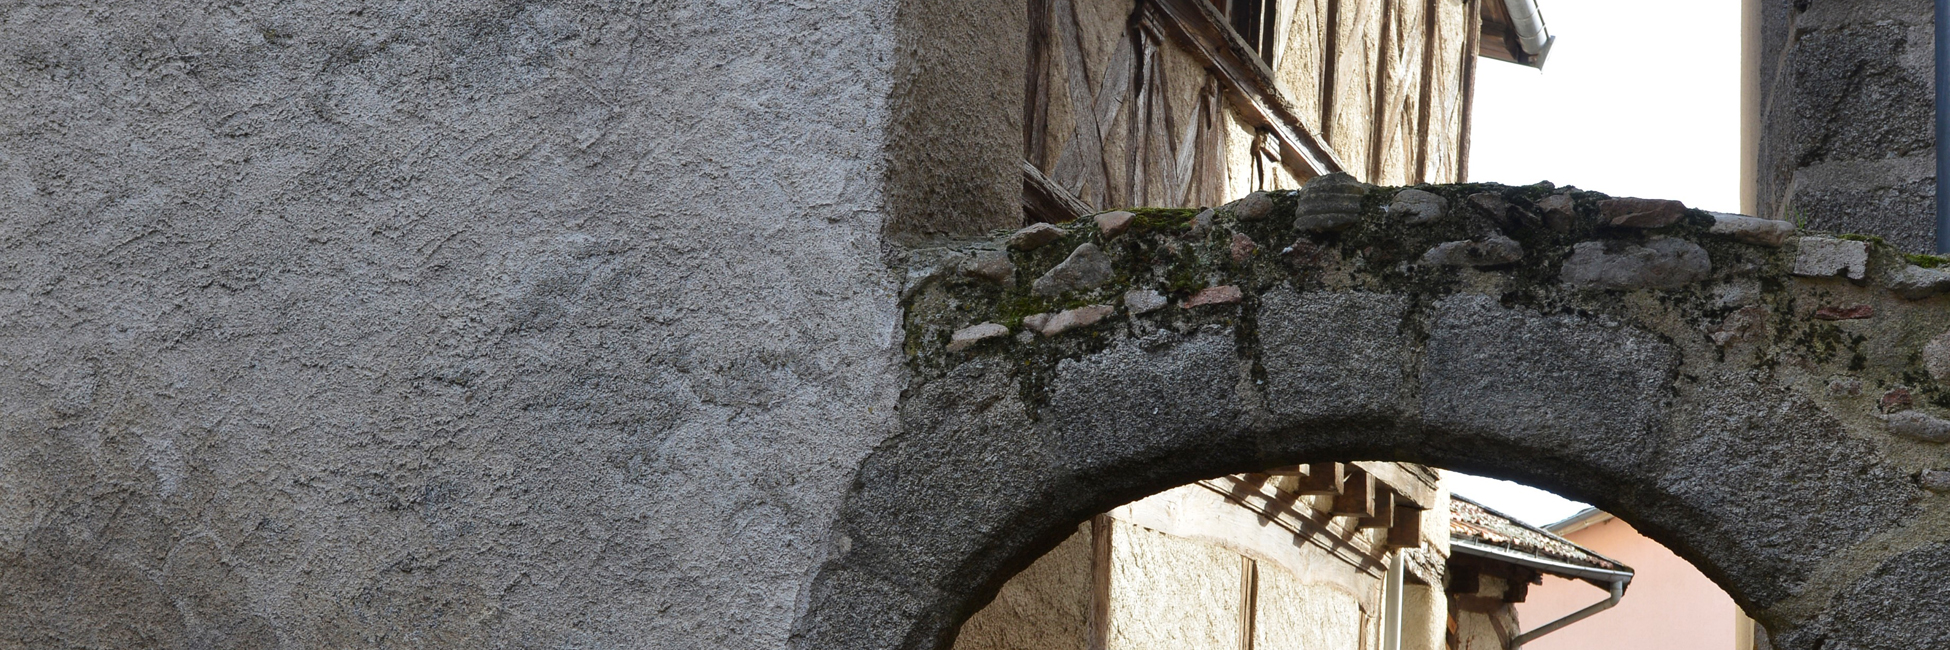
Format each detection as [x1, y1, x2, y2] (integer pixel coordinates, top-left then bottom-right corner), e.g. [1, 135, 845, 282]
[1381, 552, 1405, 650]
[1501, 0, 1555, 65]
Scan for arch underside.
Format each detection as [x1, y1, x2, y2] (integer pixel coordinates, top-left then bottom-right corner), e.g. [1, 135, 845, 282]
[797, 183, 1950, 650]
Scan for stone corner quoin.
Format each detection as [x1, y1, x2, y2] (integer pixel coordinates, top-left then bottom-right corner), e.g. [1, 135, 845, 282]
[810, 177, 1950, 650]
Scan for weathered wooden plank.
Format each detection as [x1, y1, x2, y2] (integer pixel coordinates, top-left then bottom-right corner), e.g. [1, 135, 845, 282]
[1023, 159, 1095, 224]
[1371, 0, 1426, 185]
[1321, 0, 1339, 138]
[1027, 0, 1054, 166]
[1457, 0, 1483, 181]
[1155, 26, 1210, 206]
[1122, 32, 1157, 206]
[1075, 0, 1140, 79]
[1298, 462, 1344, 495]
[1237, 557, 1259, 650]
[1037, 22, 1081, 186]
[1386, 504, 1424, 549]
[1351, 461, 1436, 509]
[1191, 81, 1230, 206]
[1093, 31, 1137, 140]
[1332, 466, 1375, 517]
[1087, 514, 1112, 650]
[1358, 489, 1397, 529]
[1049, 0, 1113, 208]
[1146, 0, 1345, 179]
[1422, 0, 1468, 183]
[1271, 0, 1328, 135]
[1326, 0, 1381, 180]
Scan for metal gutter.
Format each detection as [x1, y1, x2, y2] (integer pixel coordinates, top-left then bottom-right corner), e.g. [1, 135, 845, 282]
[1501, 0, 1556, 69]
[1449, 539, 1636, 586]
[1542, 507, 1612, 538]
[1448, 539, 1634, 650]
[1508, 579, 1627, 650]
[1936, 0, 1948, 252]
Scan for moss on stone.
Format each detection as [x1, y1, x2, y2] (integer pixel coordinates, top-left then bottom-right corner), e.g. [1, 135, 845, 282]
[1126, 208, 1201, 234]
[1906, 253, 1950, 269]
[899, 180, 1947, 424]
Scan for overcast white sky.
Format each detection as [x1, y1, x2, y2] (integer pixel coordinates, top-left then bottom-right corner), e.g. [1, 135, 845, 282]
[1466, 0, 1742, 213]
[1451, 0, 1740, 526]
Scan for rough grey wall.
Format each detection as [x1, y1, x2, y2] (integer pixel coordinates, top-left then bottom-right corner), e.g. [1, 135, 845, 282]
[884, 0, 1027, 244]
[0, 1, 906, 647]
[1755, 0, 1937, 251]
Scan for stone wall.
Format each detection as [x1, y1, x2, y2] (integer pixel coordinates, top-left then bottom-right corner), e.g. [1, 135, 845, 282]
[1754, 0, 1937, 251]
[805, 177, 1950, 649]
[0, 1, 913, 646]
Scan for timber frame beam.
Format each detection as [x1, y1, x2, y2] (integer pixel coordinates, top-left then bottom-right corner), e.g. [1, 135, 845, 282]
[1143, 0, 1346, 181]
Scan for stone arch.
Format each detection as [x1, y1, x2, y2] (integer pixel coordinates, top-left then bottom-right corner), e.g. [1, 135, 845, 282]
[795, 179, 1950, 650]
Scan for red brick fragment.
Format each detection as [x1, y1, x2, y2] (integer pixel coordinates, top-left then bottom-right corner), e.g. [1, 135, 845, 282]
[1183, 285, 1244, 308]
[1600, 198, 1687, 228]
[1230, 233, 1258, 263]
[1882, 388, 1915, 412]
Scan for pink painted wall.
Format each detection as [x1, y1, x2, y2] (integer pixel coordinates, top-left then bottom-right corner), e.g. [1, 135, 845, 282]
[1513, 515, 1739, 650]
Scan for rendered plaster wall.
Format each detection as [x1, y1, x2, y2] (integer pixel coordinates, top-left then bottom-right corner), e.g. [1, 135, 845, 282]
[1451, 576, 1520, 650]
[1107, 520, 1243, 650]
[951, 523, 1093, 650]
[0, 1, 910, 647]
[1253, 566, 1367, 650]
[1400, 583, 1446, 650]
[1755, 0, 1937, 251]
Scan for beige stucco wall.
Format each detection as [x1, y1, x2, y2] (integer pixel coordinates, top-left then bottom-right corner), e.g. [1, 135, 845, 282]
[1254, 564, 1366, 650]
[1109, 519, 1244, 650]
[1516, 516, 1740, 650]
[1401, 582, 1447, 650]
[953, 523, 1094, 650]
[1452, 575, 1522, 650]
[957, 474, 1449, 650]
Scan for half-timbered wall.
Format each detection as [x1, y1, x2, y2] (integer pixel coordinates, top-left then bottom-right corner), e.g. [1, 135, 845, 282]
[1024, 0, 1482, 221]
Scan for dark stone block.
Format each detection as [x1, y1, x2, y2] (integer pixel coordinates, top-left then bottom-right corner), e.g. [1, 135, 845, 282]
[1795, 176, 1935, 252]
[1776, 542, 1950, 650]
[1419, 295, 1677, 475]
[1790, 25, 1934, 167]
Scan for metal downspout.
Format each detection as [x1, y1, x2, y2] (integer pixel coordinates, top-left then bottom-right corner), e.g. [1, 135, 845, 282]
[1381, 552, 1405, 650]
[1501, 0, 1555, 68]
[1507, 579, 1628, 650]
[1448, 540, 1635, 650]
[1936, 0, 1949, 252]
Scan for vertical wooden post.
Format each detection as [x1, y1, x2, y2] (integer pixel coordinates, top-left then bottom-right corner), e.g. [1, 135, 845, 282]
[1026, 0, 1053, 167]
[1238, 556, 1259, 650]
[1320, 0, 1340, 141]
[1412, 0, 1439, 184]
[1359, 489, 1397, 528]
[1088, 515, 1113, 650]
[1386, 505, 1424, 549]
[1333, 466, 1376, 517]
[1456, 0, 1482, 182]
